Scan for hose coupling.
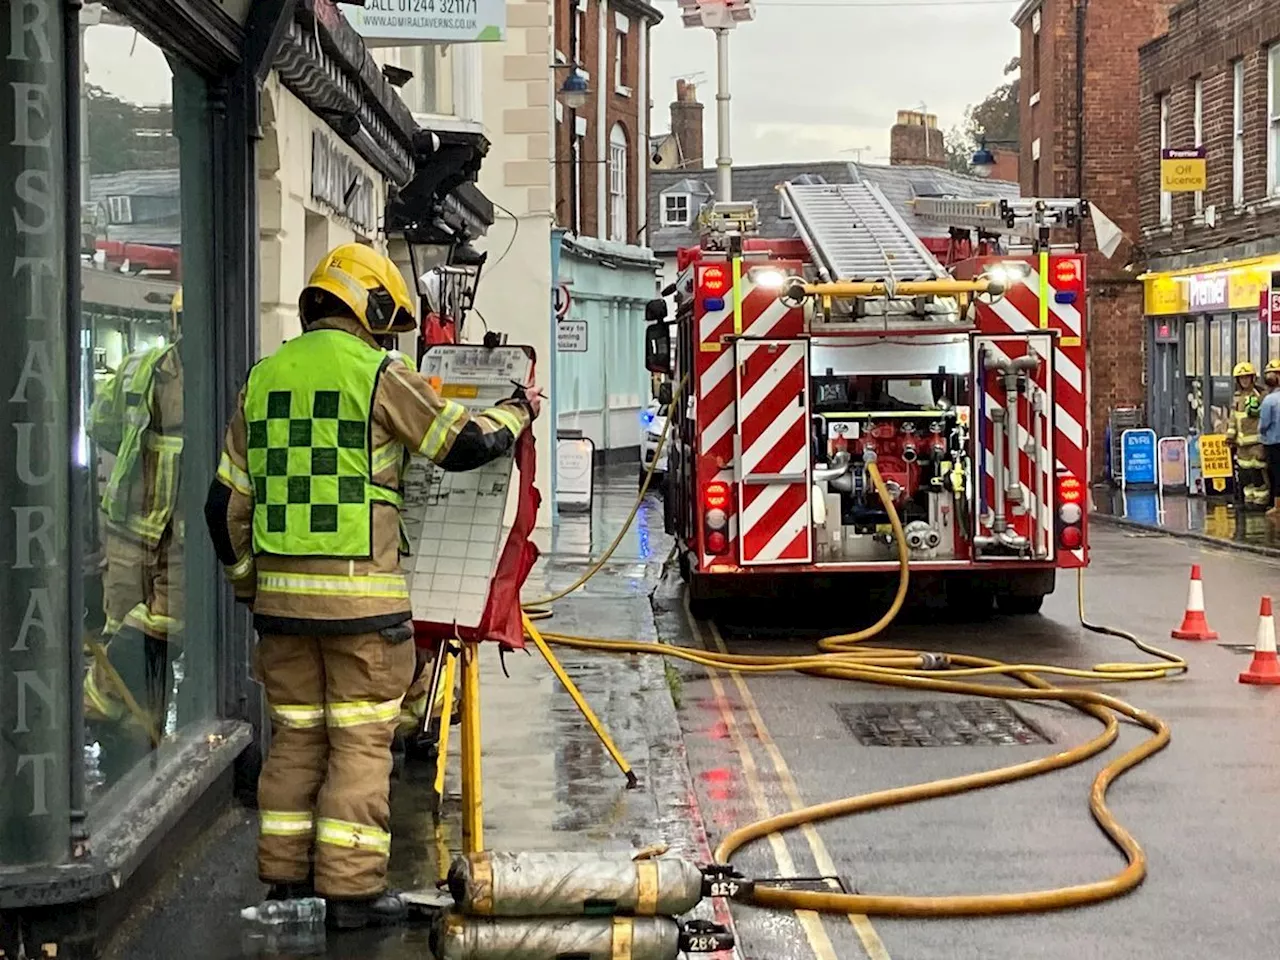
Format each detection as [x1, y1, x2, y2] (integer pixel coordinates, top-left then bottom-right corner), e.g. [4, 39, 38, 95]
[701, 864, 754, 900]
[917, 652, 950, 670]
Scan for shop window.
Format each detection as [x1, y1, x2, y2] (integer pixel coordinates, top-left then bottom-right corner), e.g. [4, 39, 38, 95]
[1185, 318, 1201, 377]
[1209, 316, 1225, 376]
[80, 9, 220, 808]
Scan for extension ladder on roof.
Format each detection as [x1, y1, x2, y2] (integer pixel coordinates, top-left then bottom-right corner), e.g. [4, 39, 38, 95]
[911, 196, 1089, 235]
[780, 180, 947, 284]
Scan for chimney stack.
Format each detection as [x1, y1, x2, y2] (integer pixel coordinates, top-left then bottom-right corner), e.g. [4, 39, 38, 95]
[669, 79, 704, 169]
[890, 109, 945, 168]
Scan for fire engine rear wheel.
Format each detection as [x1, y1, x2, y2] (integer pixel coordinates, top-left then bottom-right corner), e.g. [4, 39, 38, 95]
[996, 594, 1046, 616]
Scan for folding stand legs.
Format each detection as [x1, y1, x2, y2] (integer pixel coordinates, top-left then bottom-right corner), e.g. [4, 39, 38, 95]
[428, 619, 639, 857]
[521, 613, 638, 788]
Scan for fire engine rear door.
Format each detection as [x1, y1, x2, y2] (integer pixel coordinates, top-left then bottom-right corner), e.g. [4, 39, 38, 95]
[733, 338, 813, 566]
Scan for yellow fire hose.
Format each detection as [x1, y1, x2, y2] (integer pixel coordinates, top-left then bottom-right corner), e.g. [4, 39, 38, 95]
[520, 383, 1187, 918]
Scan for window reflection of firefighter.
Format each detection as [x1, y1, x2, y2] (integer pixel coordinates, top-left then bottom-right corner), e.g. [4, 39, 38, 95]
[1227, 361, 1269, 509]
[84, 288, 184, 776]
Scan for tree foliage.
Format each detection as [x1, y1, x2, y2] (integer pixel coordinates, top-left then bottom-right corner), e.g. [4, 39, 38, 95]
[944, 57, 1021, 175]
[86, 84, 178, 175]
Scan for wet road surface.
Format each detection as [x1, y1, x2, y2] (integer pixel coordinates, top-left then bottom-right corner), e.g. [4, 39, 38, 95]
[666, 527, 1280, 959]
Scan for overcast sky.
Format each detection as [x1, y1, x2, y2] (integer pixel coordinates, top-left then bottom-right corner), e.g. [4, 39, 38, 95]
[648, 0, 1021, 164]
[85, 0, 1021, 165]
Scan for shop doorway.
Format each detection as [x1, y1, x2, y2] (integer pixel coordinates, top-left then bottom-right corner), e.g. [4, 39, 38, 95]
[1150, 325, 1188, 438]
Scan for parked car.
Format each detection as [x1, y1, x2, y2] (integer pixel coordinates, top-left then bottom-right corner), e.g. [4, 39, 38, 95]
[639, 398, 669, 490]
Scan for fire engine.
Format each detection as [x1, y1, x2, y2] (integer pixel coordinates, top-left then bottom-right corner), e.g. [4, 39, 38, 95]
[644, 181, 1092, 616]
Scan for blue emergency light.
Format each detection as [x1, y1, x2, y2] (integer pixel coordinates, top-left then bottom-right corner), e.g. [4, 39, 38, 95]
[702, 296, 726, 312]
[1055, 291, 1077, 305]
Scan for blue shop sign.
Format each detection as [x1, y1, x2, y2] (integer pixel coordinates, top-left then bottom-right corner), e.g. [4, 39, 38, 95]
[1121, 428, 1158, 487]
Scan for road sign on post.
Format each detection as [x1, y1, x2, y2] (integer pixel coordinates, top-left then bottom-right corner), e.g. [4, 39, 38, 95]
[556, 320, 587, 353]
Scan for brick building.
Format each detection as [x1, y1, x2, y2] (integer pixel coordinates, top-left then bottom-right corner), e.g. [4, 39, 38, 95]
[553, 0, 662, 243]
[1014, 0, 1177, 478]
[1137, 0, 1280, 440]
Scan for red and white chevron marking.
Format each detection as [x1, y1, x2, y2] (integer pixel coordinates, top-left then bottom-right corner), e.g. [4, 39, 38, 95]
[975, 336, 1055, 559]
[694, 261, 806, 567]
[735, 340, 812, 566]
[976, 262, 1088, 566]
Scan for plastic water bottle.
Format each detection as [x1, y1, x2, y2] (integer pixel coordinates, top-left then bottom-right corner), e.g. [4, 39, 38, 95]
[240, 897, 327, 925]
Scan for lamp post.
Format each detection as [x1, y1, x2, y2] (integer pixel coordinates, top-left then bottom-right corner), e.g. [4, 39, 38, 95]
[678, 0, 755, 203]
[970, 136, 1019, 179]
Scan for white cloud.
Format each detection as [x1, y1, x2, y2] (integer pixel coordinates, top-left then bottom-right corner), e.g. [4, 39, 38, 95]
[84, 23, 172, 106]
[648, 0, 1020, 165]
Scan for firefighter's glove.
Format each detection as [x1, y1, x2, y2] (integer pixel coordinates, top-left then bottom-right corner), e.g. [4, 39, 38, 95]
[380, 621, 415, 645]
[507, 383, 541, 421]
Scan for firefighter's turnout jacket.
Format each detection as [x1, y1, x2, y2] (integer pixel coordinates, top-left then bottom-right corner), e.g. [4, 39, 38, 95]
[204, 315, 531, 899]
[205, 315, 531, 632]
[1229, 386, 1269, 506]
[84, 343, 184, 725]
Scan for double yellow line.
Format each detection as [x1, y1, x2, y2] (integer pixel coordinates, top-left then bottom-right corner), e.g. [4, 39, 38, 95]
[685, 602, 891, 960]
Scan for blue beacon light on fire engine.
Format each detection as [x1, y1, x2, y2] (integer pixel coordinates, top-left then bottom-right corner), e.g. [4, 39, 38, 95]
[702, 296, 726, 312]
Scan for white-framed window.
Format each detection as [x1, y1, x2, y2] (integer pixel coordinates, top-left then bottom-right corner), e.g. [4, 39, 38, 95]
[1160, 93, 1172, 225]
[662, 193, 691, 226]
[608, 123, 628, 242]
[1193, 77, 1203, 215]
[1234, 59, 1246, 207]
[614, 13, 632, 96]
[107, 195, 133, 224]
[1269, 44, 1280, 196]
[573, 118, 586, 232]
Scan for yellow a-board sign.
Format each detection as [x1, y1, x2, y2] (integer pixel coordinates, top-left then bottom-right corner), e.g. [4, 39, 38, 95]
[1199, 434, 1233, 480]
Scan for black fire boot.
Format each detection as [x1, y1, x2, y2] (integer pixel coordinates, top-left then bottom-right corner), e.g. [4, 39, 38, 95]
[325, 891, 409, 930]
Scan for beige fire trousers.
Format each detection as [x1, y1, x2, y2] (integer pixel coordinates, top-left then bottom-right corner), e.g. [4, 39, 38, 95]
[254, 629, 416, 899]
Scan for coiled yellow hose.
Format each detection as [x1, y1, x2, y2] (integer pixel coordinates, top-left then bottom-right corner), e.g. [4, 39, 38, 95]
[522, 384, 1185, 918]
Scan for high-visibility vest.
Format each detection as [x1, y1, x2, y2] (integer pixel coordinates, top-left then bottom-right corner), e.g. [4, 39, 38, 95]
[92, 344, 183, 542]
[243, 328, 403, 559]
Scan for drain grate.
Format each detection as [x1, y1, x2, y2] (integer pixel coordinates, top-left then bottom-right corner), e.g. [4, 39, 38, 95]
[835, 700, 1052, 747]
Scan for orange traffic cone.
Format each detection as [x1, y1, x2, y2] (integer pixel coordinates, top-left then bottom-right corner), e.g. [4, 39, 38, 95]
[1171, 564, 1218, 640]
[1239, 597, 1280, 685]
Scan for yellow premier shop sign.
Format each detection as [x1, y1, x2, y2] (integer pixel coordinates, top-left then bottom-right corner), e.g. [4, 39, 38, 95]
[1161, 147, 1207, 192]
[1198, 435, 1233, 492]
[1142, 254, 1280, 317]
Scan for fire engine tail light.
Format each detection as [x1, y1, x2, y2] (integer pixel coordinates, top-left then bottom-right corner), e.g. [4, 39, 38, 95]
[704, 482, 732, 555]
[1057, 475, 1085, 549]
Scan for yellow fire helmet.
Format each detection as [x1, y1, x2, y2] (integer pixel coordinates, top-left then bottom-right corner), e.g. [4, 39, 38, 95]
[1233, 361, 1257, 378]
[300, 243, 416, 335]
[1266, 360, 1280, 374]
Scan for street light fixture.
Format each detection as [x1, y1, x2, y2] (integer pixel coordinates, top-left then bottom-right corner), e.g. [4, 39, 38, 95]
[970, 136, 1019, 179]
[559, 69, 589, 110]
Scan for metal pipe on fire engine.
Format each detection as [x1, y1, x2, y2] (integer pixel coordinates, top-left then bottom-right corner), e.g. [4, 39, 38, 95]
[1004, 367, 1023, 506]
[779, 277, 1004, 305]
[1033, 387, 1048, 559]
[715, 27, 732, 202]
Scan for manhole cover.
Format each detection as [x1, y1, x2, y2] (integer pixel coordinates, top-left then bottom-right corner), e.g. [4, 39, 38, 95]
[834, 700, 1052, 747]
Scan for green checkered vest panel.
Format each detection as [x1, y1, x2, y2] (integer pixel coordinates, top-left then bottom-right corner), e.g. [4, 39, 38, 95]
[95, 344, 172, 524]
[244, 329, 401, 558]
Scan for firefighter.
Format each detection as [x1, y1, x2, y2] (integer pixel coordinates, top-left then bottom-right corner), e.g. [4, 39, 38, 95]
[1260, 360, 1280, 518]
[84, 287, 185, 778]
[204, 243, 539, 930]
[1227, 361, 1269, 509]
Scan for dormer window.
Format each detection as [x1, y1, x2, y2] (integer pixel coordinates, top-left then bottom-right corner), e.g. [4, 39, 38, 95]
[662, 193, 691, 226]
